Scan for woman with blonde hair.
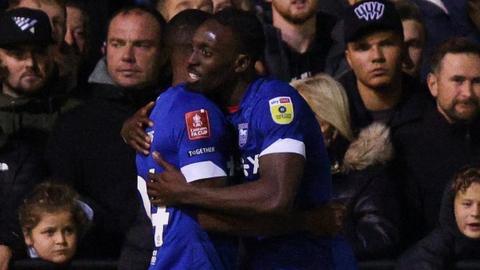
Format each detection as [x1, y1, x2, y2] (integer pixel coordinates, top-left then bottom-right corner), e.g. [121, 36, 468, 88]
[291, 74, 401, 260]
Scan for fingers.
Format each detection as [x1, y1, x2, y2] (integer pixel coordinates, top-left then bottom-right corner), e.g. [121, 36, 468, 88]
[150, 198, 165, 206]
[152, 151, 176, 171]
[139, 101, 155, 119]
[147, 181, 162, 197]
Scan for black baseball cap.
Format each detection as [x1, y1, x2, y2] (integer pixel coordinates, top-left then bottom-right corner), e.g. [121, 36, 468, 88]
[344, 0, 403, 43]
[0, 8, 53, 48]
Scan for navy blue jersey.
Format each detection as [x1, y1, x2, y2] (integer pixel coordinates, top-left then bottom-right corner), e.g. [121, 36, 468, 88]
[228, 78, 340, 269]
[136, 84, 236, 270]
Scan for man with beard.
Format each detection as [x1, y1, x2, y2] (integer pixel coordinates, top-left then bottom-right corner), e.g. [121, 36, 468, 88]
[8, 0, 82, 93]
[263, 0, 341, 81]
[392, 37, 480, 245]
[45, 6, 168, 270]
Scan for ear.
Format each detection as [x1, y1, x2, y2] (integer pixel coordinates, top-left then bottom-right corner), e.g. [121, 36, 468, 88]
[23, 230, 33, 246]
[234, 54, 251, 73]
[345, 48, 352, 68]
[427, 72, 438, 98]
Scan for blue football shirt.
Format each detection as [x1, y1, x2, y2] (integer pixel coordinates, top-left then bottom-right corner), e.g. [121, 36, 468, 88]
[136, 84, 237, 270]
[228, 77, 343, 269]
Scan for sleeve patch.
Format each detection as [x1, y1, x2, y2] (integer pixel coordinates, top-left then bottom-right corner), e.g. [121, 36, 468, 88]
[185, 109, 211, 140]
[269, 96, 294, 125]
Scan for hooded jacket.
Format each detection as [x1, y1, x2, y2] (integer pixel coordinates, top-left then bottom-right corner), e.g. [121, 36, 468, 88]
[333, 123, 401, 260]
[45, 58, 160, 259]
[396, 182, 480, 269]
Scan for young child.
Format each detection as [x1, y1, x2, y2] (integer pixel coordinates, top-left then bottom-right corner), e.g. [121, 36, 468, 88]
[397, 166, 480, 269]
[18, 182, 91, 266]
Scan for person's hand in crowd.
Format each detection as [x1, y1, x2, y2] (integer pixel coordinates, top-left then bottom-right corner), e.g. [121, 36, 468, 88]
[0, 245, 12, 270]
[120, 101, 155, 155]
[147, 152, 189, 206]
[302, 201, 346, 237]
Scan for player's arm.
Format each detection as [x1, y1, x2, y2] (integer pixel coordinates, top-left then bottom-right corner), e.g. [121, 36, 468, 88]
[148, 153, 345, 236]
[195, 202, 345, 237]
[120, 101, 154, 155]
[148, 151, 303, 217]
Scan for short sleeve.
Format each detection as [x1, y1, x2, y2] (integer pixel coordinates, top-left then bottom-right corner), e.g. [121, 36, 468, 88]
[174, 101, 229, 183]
[251, 87, 307, 158]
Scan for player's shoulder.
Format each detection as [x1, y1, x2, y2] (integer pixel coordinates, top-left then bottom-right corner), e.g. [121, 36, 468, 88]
[254, 77, 303, 103]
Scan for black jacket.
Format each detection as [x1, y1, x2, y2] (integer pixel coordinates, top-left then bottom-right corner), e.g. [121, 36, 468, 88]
[45, 60, 158, 258]
[263, 11, 344, 81]
[392, 106, 480, 244]
[396, 183, 480, 269]
[0, 139, 46, 257]
[333, 123, 400, 260]
[338, 70, 430, 135]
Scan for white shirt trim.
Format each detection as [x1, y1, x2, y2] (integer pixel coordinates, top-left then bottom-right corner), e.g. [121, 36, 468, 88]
[424, 0, 448, 14]
[181, 161, 227, 183]
[259, 138, 306, 157]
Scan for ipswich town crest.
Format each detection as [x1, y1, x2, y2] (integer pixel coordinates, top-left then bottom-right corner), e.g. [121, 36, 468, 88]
[238, 123, 248, 147]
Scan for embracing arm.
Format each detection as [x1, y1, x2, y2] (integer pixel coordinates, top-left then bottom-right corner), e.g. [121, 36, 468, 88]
[149, 152, 304, 216]
[148, 152, 344, 236]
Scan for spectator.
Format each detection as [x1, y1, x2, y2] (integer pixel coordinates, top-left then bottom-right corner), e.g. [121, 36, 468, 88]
[64, 1, 88, 58]
[397, 166, 480, 269]
[411, 0, 480, 78]
[392, 37, 480, 244]
[292, 74, 401, 260]
[339, 0, 429, 135]
[154, 0, 213, 21]
[263, 0, 341, 81]
[9, 0, 80, 92]
[18, 182, 92, 267]
[395, 0, 427, 79]
[46, 6, 167, 270]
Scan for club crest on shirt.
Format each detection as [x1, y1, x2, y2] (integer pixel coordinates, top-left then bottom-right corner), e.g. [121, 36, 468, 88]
[269, 96, 294, 125]
[238, 123, 248, 147]
[185, 109, 210, 140]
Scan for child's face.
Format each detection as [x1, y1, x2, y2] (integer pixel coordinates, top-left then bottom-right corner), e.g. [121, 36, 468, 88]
[24, 210, 78, 264]
[454, 182, 480, 239]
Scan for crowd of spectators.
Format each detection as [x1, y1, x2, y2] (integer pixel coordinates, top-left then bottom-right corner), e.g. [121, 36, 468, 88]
[0, 0, 479, 269]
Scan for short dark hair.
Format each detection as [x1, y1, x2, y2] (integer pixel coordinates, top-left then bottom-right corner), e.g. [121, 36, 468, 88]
[431, 37, 480, 73]
[107, 5, 166, 40]
[395, 0, 423, 23]
[212, 8, 265, 62]
[18, 182, 90, 237]
[165, 9, 211, 50]
[452, 166, 480, 195]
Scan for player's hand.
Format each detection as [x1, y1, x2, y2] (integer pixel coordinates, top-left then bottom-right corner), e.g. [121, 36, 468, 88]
[121, 101, 155, 155]
[147, 152, 189, 206]
[0, 245, 12, 270]
[302, 201, 346, 237]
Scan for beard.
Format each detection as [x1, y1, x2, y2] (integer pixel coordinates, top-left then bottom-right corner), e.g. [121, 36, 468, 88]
[443, 98, 480, 123]
[281, 10, 316, 25]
